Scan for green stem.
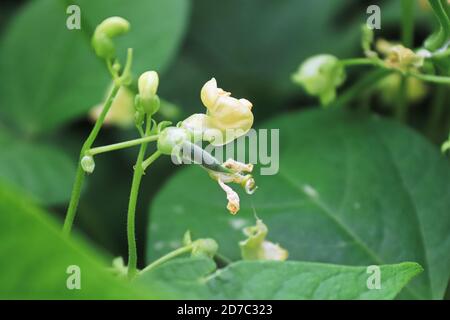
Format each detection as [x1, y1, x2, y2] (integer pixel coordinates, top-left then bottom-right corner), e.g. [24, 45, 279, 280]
[426, 85, 447, 139]
[142, 150, 162, 171]
[126, 116, 152, 279]
[340, 58, 382, 67]
[214, 252, 232, 266]
[432, 47, 450, 58]
[425, 0, 450, 51]
[395, 75, 409, 121]
[401, 0, 415, 48]
[87, 135, 159, 156]
[409, 72, 450, 84]
[63, 84, 120, 236]
[139, 245, 193, 274]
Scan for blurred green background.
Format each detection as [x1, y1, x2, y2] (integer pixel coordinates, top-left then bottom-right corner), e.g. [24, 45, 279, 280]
[0, 0, 449, 299]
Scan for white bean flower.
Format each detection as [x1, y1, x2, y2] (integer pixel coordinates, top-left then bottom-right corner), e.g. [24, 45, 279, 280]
[182, 78, 254, 146]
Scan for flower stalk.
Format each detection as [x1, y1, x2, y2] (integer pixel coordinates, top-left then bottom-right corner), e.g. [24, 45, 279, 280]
[63, 84, 120, 236]
[126, 115, 152, 279]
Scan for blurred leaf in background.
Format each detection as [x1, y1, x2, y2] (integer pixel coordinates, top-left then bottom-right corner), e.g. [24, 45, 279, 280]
[159, 0, 432, 121]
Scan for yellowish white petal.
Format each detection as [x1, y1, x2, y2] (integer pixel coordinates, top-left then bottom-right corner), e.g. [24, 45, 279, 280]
[185, 78, 254, 146]
[223, 159, 253, 173]
[218, 179, 240, 215]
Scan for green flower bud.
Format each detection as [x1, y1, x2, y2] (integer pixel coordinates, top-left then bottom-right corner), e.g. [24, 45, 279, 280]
[81, 155, 95, 174]
[139, 71, 159, 97]
[157, 127, 191, 156]
[191, 238, 219, 258]
[292, 54, 346, 106]
[138, 71, 160, 115]
[96, 16, 130, 37]
[92, 16, 130, 59]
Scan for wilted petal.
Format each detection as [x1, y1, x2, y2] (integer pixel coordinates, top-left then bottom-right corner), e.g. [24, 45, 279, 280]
[218, 179, 240, 215]
[223, 159, 253, 173]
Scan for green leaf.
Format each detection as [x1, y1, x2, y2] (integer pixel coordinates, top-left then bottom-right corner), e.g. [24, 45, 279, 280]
[0, 0, 189, 135]
[147, 109, 450, 299]
[0, 130, 75, 205]
[0, 181, 145, 299]
[137, 257, 422, 299]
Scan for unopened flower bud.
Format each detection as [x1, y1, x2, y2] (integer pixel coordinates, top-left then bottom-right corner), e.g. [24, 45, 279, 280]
[81, 155, 95, 174]
[92, 16, 130, 59]
[191, 238, 219, 258]
[138, 71, 160, 115]
[292, 54, 346, 106]
[157, 127, 191, 156]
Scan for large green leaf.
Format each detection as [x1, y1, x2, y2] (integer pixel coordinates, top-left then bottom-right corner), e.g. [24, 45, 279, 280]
[0, 0, 189, 135]
[147, 109, 450, 299]
[137, 257, 422, 299]
[0, 130, 75, 205]
[0, 181, 148, 299]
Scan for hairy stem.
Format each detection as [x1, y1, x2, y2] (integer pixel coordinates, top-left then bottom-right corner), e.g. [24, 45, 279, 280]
[63, 84, 120, 236]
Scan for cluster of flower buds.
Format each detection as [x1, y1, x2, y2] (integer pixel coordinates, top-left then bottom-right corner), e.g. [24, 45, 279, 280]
[239, 219, 288, 261]
[292, 54, 346, 106]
